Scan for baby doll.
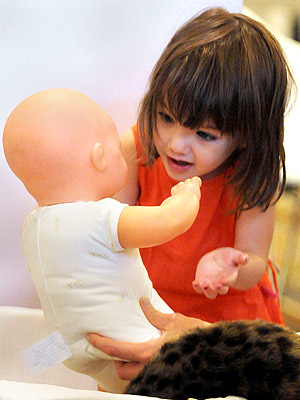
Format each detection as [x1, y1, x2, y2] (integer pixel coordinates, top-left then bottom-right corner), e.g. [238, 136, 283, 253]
[2, 88, 201, 392]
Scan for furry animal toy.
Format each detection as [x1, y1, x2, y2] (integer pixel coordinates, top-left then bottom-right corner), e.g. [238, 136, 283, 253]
[126, 320, 300, 400]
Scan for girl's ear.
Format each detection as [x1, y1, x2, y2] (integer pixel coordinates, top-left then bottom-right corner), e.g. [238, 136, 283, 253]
[91, 142, 107, 172]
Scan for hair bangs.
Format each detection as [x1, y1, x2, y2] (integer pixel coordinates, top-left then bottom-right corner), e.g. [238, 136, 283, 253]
[138, 7, 294, 211]
[154, 45, 241, 138]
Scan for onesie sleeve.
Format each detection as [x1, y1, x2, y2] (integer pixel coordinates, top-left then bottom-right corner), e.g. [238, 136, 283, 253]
[105, 198, 129, 252]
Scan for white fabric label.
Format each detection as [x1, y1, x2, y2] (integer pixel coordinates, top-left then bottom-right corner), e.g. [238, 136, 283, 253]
[20, 330, 72, 375]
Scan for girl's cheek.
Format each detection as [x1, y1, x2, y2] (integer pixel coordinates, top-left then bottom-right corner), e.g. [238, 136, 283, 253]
[153, 132, 162, 147]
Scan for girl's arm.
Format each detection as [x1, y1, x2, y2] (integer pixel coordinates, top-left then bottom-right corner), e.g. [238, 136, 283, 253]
[193, 203, 275, 298]
[113, 129, 139, 205]
[118, 177, 201, 249]
[232, 203, 275, 290]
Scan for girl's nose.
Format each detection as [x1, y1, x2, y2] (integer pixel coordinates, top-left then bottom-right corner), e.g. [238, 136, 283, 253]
[168, 132, 190, 155]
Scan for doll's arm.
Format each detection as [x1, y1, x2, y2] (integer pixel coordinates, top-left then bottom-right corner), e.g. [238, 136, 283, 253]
[118, 177, 201, 249]
[193, 204, 275, 299]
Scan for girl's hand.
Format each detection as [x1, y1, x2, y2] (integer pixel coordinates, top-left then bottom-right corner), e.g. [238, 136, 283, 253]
[171, 176, 201, 200]
[192, 247, 249, 299]
[86, 297, 210, 381]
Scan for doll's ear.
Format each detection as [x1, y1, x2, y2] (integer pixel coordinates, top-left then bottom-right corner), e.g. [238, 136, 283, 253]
[91, 143, 107, 172]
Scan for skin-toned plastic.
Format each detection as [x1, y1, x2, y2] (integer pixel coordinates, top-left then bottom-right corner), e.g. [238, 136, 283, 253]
[3, 88, 129, 206]
[3, 88, 201, 248]
[3, 88, 203, 391]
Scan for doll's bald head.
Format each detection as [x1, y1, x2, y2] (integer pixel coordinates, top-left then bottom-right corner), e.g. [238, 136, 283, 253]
[3, 89, 128, 205]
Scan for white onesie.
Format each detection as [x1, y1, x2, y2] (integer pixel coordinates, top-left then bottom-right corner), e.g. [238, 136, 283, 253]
[22, 199, 173, 392]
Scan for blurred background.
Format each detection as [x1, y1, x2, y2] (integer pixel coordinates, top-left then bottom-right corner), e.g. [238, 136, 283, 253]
[244, 0, 300, 39]
[1, 0, 300, 330]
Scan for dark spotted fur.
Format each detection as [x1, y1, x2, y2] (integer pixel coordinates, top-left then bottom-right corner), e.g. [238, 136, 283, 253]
[126, 320, 300, 400]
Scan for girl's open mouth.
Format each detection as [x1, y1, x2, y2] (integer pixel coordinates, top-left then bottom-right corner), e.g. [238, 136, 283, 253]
[167, 156, 192, 171]
[173, 159, 190, 166]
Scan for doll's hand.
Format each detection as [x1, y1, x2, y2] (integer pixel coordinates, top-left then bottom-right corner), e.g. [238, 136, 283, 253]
[171, 176, 201, 200]
[192, 247, 249, 299]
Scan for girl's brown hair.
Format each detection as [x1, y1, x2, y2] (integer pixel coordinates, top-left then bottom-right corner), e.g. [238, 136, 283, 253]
[137, 7, 295, 212]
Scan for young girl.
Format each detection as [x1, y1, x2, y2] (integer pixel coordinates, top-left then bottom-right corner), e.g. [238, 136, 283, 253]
[87, 6, 296, 383]
[112, 6, 295, 325]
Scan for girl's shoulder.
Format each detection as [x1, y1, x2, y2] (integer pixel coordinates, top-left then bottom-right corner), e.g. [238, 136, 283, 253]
[131, 125, 147, 163]
[116, 128, 139, 205]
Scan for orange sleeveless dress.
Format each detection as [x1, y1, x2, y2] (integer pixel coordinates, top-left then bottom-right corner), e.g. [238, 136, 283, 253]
[133, 126, 284, 324]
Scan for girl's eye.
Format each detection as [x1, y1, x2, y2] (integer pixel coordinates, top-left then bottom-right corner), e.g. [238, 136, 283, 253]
[158, 112, 174, 124]
[196, 130, 217, 141]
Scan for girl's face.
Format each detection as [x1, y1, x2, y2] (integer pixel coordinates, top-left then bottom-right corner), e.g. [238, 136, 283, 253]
[153, 109, 239, 181]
